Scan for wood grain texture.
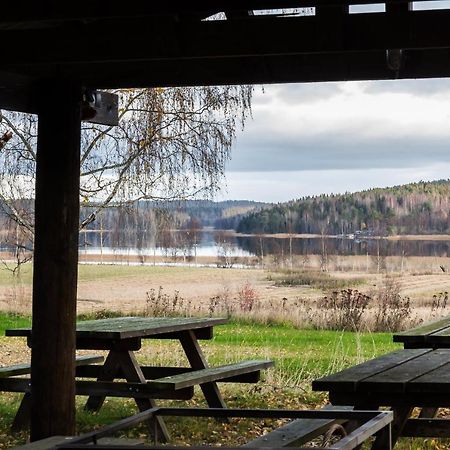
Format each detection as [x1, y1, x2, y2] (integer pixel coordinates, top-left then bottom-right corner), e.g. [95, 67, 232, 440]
[180, 330, 226, 409]
[394, 315, 450, 347]
[243, 405, 353, 448]
[7, 317, 228, 340]
[30, 80, 81, 441]
[76, 365, 263, 383]
[359, 349, 450, 393]
[146, 360, 274, 391]
[0, 355, 103, 378]
[0, 378, 194, 399]
[312, 349, 430, 392]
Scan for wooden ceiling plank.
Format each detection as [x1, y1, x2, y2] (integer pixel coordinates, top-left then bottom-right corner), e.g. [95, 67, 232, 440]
[0, 0, 445, 25]
[1, 49, 441, 89]
[0, 10, 449, 70]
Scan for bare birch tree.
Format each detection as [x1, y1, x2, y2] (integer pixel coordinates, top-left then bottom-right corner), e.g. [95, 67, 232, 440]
[0, 85, 253, 237]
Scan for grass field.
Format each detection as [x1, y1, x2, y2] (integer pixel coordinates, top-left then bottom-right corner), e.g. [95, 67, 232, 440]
[0, 257, 449, 449]
[0, 312, 410, 449]
[1, 261, 449, 332]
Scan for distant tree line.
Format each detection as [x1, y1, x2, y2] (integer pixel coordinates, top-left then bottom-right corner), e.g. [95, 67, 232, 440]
[0, 199, 265, 255]
[78, 199, 264, 233]
[236, 180, 450, 236]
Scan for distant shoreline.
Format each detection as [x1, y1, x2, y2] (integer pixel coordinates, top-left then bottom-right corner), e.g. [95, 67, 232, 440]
[231, 232, 450, 241]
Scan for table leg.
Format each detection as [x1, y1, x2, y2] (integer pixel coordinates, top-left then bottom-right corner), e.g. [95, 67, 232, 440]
[11, 393, 31, 431]
[85, 351, 121, 411]
[179, 330, 227, 409]
[338, 402, 380, 450]
[84, 350, 169, 442]
[419, 408, 439, 418]
[372, 406, 412, 450]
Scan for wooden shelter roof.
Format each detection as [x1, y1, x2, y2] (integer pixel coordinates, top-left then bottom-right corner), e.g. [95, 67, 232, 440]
[1, 1, 450, 112]
[1, 0, 449, 441]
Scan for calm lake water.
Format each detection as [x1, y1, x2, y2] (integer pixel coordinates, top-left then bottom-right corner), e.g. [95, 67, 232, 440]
[79, 229, 450, 258]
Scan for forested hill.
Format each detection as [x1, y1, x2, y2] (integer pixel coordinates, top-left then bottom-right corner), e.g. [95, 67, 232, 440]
[77, 199, 266, 233]
[236, 180, 450, 236]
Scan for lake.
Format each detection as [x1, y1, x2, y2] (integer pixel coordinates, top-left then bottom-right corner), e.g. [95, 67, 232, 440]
[79, 229, 450, 259]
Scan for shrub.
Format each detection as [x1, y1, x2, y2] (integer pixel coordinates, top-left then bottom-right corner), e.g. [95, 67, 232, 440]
[432, 292, 448, 311]
[317, 289, 371, 331]
[145, 286, 185, 317]
[209, 287, 234, 317]
[237, 281, 259, 312]
[372, 277, 411, 332]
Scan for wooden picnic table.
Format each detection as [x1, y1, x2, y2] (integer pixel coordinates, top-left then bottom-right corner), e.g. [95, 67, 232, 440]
[394, 315, 450, 348]
[312, 348, 450, 449]
[4, 317, 273, 441]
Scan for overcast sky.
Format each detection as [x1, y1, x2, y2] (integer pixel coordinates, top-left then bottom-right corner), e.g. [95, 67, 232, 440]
[218, 78, 450, 203]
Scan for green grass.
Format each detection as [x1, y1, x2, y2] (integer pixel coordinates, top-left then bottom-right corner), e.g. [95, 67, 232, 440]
[0, 314, 433, 450]
[210, 321, 399, 379]
[0, 312, 30, 334]
[0, 262, 221, 285]
[0, 265, 32, 286]
[77, 264, 190, 282]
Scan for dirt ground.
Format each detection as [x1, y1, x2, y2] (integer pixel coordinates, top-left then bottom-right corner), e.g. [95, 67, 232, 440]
[0, 253, 449, 317]
[76, 266, 273, 314]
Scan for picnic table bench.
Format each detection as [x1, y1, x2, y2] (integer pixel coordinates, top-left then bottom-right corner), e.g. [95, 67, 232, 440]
[0, 355, 105, 431]
[11, 407, 393, 450]
[242, 405, 353, 448]
[0, 355, 104, 378]
[4, 317, 273, 441]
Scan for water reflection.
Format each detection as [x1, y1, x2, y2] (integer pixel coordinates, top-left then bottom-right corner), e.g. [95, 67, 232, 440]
[78, 230, 450, 258]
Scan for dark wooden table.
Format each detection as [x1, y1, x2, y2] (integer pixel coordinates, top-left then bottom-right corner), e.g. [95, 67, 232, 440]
[5, 317, 272, 441]
[313, 348, 450, 449]
[394, 315, 450, 348]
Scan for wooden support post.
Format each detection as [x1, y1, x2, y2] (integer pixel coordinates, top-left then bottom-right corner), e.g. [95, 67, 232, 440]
[30, 80, 82, 441]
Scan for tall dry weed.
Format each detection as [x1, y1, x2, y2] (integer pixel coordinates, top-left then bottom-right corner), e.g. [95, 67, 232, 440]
[371, 277, 411, 332]
[145, 286, 189, 317]
[316, 289, 370, 331]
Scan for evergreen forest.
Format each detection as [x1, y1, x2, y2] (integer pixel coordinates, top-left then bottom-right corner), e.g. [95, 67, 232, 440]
[236, 180, 450, 236]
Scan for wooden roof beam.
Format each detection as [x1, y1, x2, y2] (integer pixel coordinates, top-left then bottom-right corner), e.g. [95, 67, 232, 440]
[5, 49, 445, 89]
[0, 0, 446, 26]
[1, 10, 450, 69]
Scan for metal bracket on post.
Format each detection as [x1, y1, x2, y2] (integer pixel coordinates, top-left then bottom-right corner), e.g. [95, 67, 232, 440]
[81, 89, 119, 126]
[386, 49, 403, 78]
[0, 84, 118, 127]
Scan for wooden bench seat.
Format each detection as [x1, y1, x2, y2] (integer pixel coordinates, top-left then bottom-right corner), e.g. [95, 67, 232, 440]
[0, 378, 194, 400]
[145, 360, 274, 391]
[76, 364, 269, 384]
[0, 357, 273, 400]
[0, 355, 104, 378]
[11, 435, 145, 450]
[243, 405, 353, 447]
[0, 355, 105, 431]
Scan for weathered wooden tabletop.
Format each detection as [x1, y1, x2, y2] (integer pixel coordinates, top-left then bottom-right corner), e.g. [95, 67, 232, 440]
[393, 315, 450, 348]
[5, 316, 229, 341]
[313, 348, 450, 406]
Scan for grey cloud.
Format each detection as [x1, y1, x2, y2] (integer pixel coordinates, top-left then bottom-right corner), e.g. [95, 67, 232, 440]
[228, 133, 450, 171]
[250, 87, 273, 105]
[271, 82, 344, 105]
[361, 78, 450, 97]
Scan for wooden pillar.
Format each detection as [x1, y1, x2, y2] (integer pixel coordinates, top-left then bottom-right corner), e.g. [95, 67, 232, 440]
[30, 80, 81, 441]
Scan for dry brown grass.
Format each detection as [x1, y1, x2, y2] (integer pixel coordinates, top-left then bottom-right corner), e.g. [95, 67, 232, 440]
[0, 252, 449, 331]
